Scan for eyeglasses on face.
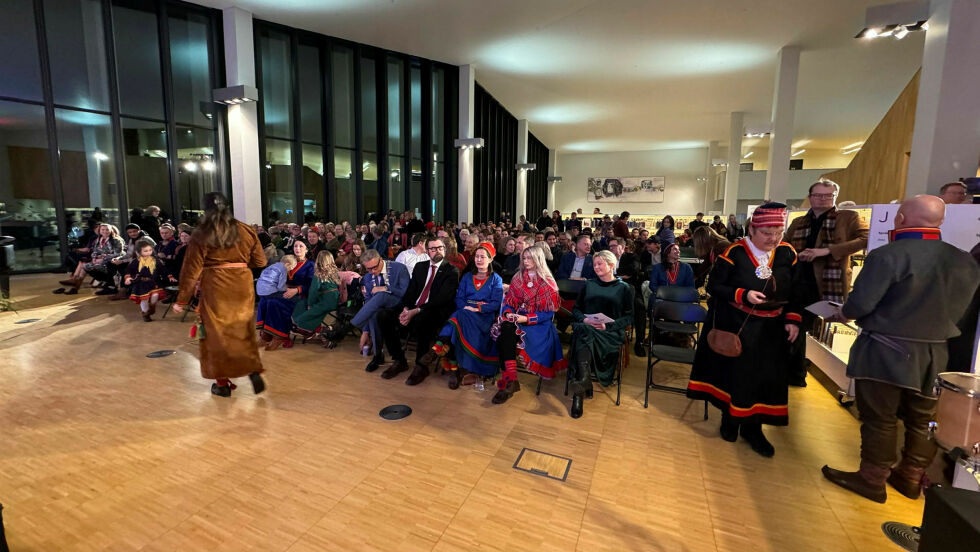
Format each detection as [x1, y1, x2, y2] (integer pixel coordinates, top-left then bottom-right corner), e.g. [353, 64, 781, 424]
[363, 261, 380, 271]
[427, 245, 445, 251]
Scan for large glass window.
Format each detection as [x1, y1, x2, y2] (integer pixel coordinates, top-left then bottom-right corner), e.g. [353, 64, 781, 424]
[332, 47, 354, 149]
[176, 126, 217, 224]
[44, 0, 111, 111]
[112, 0, 164, 119]
[362, 152, 378, 218]
[264, 139, 294, 223]
[334, 148, 355, 223]
[302, 144, 324, 221]
[0, 102, 59, 270]
[0, 0, 44, 101]
[431, 67, 446, 221]
[298, 44, 322, 144]
[387, 58, 403, 155]
[55, 109, 119, 226]
[388, 155, 404, 212]
[409, 65, 422, 212]
[360, 56, 377, 153]
[121, 118, 170, 217]
[169, 11, 214, 127]
[259, 30, 293, 139]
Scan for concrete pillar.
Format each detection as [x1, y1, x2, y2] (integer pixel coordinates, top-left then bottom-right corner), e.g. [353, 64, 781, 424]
[906, 0, 980, 196]
[705, 140, 719, 213]
[457, 64, 475, 223]
[547, 148, 558, 210]
[516, 119, 529, 220]
[723, 113, 743, 216]
[764, 46, 801, 203]
[222, 7, 263, 225]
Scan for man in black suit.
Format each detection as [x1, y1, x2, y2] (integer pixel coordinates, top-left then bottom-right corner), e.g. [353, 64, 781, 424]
[377, 236, 460, 386]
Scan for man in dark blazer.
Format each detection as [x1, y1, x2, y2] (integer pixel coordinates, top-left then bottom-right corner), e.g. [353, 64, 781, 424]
[352, 249, 410, 372]
[377, 237, 460, 385]
[556, 234, 597, 280]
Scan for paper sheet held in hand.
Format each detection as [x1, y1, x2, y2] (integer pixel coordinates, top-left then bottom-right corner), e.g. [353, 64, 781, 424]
[584, 313, 615, 324]
[806, 300, 842, 318]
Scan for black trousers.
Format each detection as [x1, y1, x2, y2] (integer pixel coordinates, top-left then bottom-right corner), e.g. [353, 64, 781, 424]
[377, 305, 449, 364]
[496, 321, 519, 362]
[787, 310, 818, 382]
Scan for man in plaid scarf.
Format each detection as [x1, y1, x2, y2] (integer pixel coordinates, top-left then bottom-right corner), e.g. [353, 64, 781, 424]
[786, 179, 868, 387]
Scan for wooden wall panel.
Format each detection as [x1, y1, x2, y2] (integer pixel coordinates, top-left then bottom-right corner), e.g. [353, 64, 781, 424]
[822, 70, 919, 204]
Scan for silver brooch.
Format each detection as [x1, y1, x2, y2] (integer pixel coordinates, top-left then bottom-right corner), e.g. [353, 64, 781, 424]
[755, 265, 772, 279]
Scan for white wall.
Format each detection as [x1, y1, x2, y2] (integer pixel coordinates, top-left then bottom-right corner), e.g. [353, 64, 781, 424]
[554, 148, 708, 217]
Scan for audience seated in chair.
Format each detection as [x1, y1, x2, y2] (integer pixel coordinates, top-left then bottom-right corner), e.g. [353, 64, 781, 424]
[256, 240, 314, 349]
[351, 248, 410, 372]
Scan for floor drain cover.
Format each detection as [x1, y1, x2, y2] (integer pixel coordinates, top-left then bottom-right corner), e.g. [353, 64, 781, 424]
[15, 319, 40, 324]
[881, 522, 919, 552]
[146, 350, 177, 358]
[513, 448, 572, 482]
[379, 405, 412, 420]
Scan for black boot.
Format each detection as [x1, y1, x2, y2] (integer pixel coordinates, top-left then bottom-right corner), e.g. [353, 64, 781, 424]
[719, 411, 738, 442]
[249, 372, 266, 395]
[740, 423, 775, 457]
[210, 383, 232, 397]
[570, 395, 584, 418]
[365, 354, 385, 372]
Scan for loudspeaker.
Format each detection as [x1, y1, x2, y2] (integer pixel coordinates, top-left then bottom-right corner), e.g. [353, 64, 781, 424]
[917, 486, 980, 551]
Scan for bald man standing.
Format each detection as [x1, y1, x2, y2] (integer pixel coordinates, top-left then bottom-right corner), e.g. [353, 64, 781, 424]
[821, 195, 980, 503]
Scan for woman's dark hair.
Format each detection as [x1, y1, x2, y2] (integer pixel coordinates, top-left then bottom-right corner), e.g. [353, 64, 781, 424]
[661, 242, 679, 268]
[661, 215, 675, 229]
[693, 226, 729, 258]
[195, 192, 239, 249]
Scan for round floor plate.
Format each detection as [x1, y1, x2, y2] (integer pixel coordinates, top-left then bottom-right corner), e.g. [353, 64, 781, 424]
[379, 405, 412, 420]
[146, 350, 177, 358]
[881, 521, 919, 552]
[15, 318, 41, 324]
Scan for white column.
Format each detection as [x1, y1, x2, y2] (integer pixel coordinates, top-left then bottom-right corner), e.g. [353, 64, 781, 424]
[222, 7, 263, 225]
[457, 64, 475, 223]
[723, 113, 743, 216]
[705, 140, 719, 212]
[547, 148, 558, 210]
[906, 0, 980, 196]
[516, 119, 529, 220]
[764, 46, 800, 204]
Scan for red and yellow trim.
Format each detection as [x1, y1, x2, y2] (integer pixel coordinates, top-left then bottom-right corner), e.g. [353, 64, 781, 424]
[734, 288, 746, 305]
[729, 301, 783, 317]
[784, 312, 802, 323]
[256, 321, 289, 338]
[448, 318, 498, 363]
[687, 381, 788, 418]
[129, 288, 164, 303]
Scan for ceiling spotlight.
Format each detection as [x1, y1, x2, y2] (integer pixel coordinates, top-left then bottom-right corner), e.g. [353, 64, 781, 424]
[515, 163, 536, 171]
[743, 151, 754, 159]
[841, 141, 865, 151]
[265, 163, 272, 169]
[184, 161, 198, 172]
[842, 147, 862, 155]
[202, 160, 216, 172]
[454, 137, 485, 150]
[547, 176, 563, 183]
[893, 27, 909, 39]
[878, 24, 899, 37]
[791, 149, 806, 157]
[92, 152, 109, 161]
[212, 84, 259, 105]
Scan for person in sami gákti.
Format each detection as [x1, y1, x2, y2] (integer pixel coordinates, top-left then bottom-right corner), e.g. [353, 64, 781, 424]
[491, 246, 566, 405]
[422, 241, 505, 387]
[821, 195, 980, 503]
[686, 203, 804, 457]
[172, 192, 268, 397]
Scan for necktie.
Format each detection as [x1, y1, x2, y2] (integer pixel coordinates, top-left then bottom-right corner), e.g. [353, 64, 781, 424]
[416, 265, 437, 307]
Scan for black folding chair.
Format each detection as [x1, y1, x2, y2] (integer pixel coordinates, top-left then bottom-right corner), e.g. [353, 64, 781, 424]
[564, 325, 631, 405]
[645, 288, 708, 418]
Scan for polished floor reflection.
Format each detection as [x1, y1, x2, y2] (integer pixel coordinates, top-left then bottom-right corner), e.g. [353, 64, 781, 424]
[0, 275, 925, 551]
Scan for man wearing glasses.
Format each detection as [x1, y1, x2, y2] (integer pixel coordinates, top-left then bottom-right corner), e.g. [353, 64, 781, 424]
[377, 237, 460, 385]
[786, 178, 869, 387]
[351, 248, 410, 372]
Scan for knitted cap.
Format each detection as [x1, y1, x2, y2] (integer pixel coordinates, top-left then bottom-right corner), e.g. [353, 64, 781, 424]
[751, 202, 788, 227]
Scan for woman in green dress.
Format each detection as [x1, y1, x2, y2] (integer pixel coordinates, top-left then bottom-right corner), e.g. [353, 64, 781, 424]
[567, 250, 634, 419]
[292, 250, 344, 339]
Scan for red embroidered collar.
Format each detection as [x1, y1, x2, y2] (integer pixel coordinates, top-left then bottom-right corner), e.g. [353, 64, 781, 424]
[288, 260, 306, 279]
[473, 274, 488, 290]
[665, 263, 679, 284]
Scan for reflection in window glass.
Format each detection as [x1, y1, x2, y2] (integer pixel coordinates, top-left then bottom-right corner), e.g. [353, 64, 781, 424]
[388, 155, 404, 212]
[0, 0, 44, 101]
[332, 47, 354, 149]
[121, 118, 170, 219]
[410, 66, 421, 160]
[112, 1, 164, 119]
[362, 152, 378, 219]
[432, 162, 444, 222]
[264, 139, 295, 223]
[259, 31, 293, 138]
[301, 144, 324, 221]
[55, 109, 119, 227]
[360, 56, 377, 153]
[409, 157, 422, 214]
[0, 101, 59, 270]
[298, 44, 322, 144]
[176, 126, 217, 224]
[45, 0, 111, 111]
[334, 148, 355, 223]
[387, 58, 403, 154]
[170, 11, 214, 127]
[432, 67, 445, 161]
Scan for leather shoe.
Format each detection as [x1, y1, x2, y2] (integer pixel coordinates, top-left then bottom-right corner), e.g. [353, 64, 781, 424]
[570, 395, 584, 418]
[419, 349, 440, 367]
[447, 370, 461, 390]
[491, 380, 520, 404]
[788, 377, 808, 388]
[365, 355, 385, 372]
[405, 364, 429, 386]
[249, 372, 266, 395]
[381, 360, 409, 380]
[822, 465, 887, 503]
[887, 471, 923, 500]
[740, 425, 775, 457]
[719, 415, 738, 443]
[210, 383, 232, 397]
[633, 343, 647, 357]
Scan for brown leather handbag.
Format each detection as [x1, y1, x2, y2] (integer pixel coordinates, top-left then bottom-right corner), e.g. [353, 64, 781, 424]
[707, 278, 770, 357]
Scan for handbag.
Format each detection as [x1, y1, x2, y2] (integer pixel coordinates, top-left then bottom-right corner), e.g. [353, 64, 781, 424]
[707, 277, 771, 357]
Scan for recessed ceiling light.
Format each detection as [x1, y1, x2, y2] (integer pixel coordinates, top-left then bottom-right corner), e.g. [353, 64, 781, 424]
[791, 149, 806, 157]
[743, 151, 754, 159]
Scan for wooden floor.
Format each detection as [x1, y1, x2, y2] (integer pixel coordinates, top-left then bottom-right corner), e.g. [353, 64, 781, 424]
[0, 274, 924, 551]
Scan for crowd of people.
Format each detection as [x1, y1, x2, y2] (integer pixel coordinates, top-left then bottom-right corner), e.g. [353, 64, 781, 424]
[54, 180, 980, 505]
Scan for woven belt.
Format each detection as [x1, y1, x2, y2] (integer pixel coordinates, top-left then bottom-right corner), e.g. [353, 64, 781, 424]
[206, 262, 248, 269]
[729, 301, 783, 318]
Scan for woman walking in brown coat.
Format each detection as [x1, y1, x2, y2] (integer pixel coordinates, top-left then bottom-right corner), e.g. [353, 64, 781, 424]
[172, 193, 268, 397]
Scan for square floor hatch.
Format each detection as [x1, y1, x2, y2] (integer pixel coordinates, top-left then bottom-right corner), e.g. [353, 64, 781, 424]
[513, 448, 572, 482]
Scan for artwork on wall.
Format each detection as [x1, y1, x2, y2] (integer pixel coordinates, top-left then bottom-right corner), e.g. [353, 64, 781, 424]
[587, 176, 665, 202]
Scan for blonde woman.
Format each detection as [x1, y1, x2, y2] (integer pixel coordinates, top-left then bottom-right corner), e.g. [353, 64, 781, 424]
[291, 250, 344, 339]
[491, 246, 566, 404]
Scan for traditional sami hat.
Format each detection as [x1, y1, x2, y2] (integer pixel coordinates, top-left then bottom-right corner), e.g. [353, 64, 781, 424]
[751, 202, 788, 227]
[477, 241, 496, 258]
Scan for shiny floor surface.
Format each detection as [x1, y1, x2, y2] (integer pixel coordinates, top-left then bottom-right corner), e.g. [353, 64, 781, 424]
[0, 274, 924, 551]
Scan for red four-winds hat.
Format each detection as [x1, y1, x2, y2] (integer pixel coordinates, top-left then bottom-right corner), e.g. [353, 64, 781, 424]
[477, 241, 496, 258]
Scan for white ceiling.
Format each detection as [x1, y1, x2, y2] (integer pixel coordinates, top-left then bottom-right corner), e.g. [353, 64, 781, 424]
[191, 0, 925, 153]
